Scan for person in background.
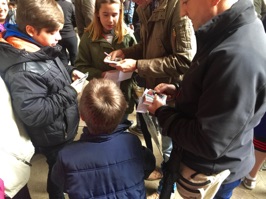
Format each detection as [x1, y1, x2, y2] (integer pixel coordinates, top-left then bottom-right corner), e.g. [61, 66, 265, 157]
[75, 0, 137, 126]
[108, 0, 196, 198]
[6, 0, 16, 24]
[243, 114, 266, 190]
[123, 0, 135, 30]
[254, 0, 266, 18]
[0, 0, 8, 32]
[56, 0, 78, 66]
[51, 78, 155, 199]
[253, 0, 266, 31]
[0, 76, 34, 199]
[147, 0, 266, 198]
[123, 0, 143, 139]
[0, 0, 85, 198]
[74, 0, 95, 38]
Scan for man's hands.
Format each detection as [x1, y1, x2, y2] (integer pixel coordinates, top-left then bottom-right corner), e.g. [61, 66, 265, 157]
[154, 83, 177, 101]
[108, 50, 137, 72]
[111, 58, 137, 72]
[147, 94, 166, 114]
[109, 49, 125, 60]
[147, 83, 177, 114]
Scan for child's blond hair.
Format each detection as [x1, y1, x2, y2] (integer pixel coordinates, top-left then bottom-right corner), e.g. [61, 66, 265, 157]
[80, 78, 127, 134]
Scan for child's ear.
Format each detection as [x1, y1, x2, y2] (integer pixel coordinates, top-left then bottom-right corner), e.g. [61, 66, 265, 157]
[25, 25, 36, 37]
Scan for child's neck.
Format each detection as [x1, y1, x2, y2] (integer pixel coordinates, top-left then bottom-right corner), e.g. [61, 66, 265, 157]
[103, 29, 114, 35]
[103, 30, 112, 34]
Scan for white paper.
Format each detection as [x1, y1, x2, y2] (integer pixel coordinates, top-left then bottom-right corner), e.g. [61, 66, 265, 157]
[71, 72, 88, 87]
[103, 56, 122, 65]
[136, 89, 167, 113]
[104, 70, 133, 82]
[136, 89, 149, 113]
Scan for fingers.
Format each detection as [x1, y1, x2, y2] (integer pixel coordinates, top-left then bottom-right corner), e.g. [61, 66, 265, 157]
[72, 70, 88, 81]
[109, 49, 124, 60]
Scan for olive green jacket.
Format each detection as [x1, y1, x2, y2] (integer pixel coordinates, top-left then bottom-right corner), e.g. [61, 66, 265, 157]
[122, 0, 196, 89]
[75, 31, 137, 114]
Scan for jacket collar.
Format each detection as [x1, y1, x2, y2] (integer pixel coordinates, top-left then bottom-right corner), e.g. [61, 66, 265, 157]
[196, 0, 256, 51]
[0, 35, 62, 74]
[3, 24, 41, 47]
[80, 123, 130, 143]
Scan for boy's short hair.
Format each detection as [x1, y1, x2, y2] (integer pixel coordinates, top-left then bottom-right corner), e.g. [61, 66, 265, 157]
[80, 78, 127, 134]
[16, 0, 64, 33]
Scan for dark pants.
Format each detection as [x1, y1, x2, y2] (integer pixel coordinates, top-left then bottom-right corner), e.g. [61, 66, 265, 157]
[142, 146, 156, 179]
[58, 36, 78, 66]
[37, 141, 73, 199]
[5, 185, 31, 199]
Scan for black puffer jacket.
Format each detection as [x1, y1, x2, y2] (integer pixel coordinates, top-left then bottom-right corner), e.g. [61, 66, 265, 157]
[0, 41, 79, 147]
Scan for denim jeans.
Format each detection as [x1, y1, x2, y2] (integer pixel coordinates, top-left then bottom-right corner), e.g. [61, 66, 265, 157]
[214, 179, 241, 199]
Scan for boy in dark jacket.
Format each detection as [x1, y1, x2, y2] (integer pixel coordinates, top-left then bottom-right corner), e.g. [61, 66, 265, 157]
[51, 78, 156, 199]
[0, 0, 85, 198]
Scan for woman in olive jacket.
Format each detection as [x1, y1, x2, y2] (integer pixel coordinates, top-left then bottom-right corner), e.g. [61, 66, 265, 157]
[75, 0, 137, 118]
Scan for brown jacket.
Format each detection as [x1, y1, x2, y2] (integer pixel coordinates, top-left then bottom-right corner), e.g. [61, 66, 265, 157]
[122, 0, 196, 89]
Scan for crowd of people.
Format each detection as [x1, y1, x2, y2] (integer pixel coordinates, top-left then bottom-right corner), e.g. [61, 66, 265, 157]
[0, 0, 266, 199]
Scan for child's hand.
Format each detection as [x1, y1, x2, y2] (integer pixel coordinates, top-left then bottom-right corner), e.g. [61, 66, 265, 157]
[72, 70, 87, 81]
[71, 72, 88, 94]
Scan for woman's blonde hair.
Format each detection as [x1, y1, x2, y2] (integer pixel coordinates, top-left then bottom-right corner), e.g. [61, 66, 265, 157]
[85, 0, 127, 43]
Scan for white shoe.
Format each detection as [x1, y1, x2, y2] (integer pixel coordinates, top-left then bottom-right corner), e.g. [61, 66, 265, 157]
[243, 177, 256, 190]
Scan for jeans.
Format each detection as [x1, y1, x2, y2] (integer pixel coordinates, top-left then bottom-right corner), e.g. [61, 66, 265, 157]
[214, 179, 241, 199]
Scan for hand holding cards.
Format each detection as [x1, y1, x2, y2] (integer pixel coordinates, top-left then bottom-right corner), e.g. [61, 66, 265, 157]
[71, 72, 89, 93]
[137, 89, 167, 113]
[104, 56, 122, 65]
